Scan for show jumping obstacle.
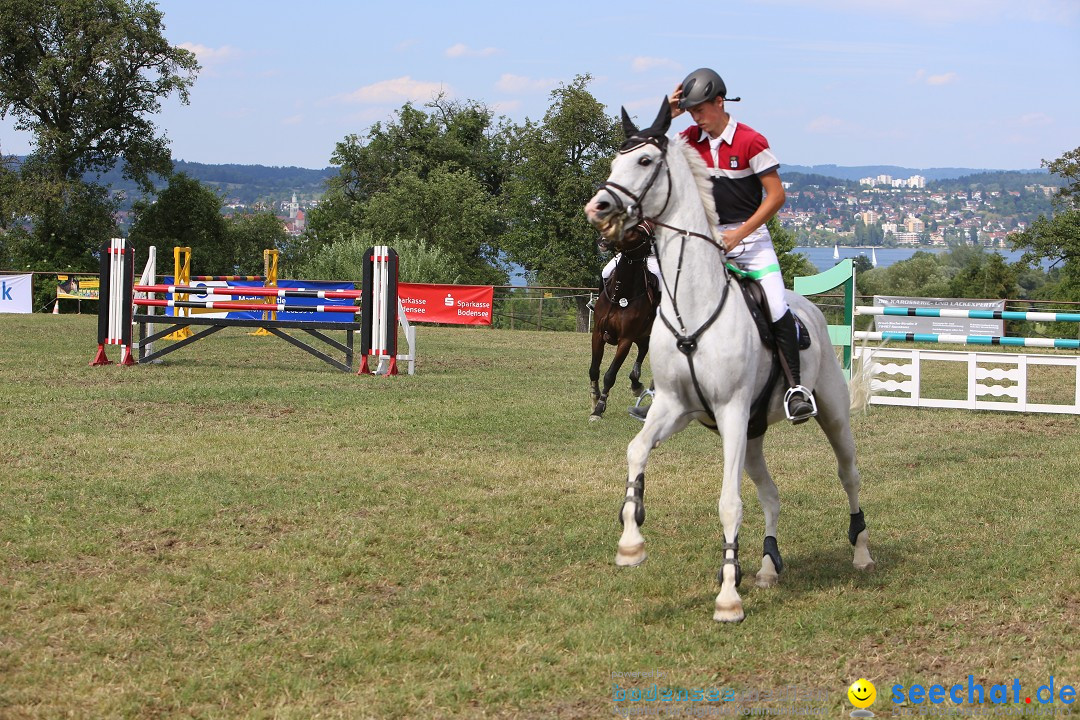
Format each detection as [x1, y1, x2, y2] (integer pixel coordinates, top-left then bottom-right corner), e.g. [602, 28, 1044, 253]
[90, 238, 135, 366]
[91, 239, 415, 374]
[851, 304, 1080, 414]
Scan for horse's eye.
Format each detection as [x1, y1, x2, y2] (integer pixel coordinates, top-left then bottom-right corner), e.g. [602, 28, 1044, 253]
[638, 156, 653, 167]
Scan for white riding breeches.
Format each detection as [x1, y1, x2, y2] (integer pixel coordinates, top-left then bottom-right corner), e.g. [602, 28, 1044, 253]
[602, 254, 662, 282]
[722, 222, 789, 323]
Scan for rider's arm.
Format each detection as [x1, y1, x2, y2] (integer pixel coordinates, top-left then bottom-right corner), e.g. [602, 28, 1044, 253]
[720, 170, 786, 252]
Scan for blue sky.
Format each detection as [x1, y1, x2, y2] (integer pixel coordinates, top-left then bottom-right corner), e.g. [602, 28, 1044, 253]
[2, 0, 1078, 171]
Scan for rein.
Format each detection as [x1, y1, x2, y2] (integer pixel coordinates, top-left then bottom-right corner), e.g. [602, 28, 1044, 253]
[605, 135, 734, 423]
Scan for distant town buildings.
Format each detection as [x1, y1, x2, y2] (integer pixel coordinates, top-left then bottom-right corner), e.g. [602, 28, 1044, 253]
[779, 176, 1055, 248]
[859, 174, 926, 189]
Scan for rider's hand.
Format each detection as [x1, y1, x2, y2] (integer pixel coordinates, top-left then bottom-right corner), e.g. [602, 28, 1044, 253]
[669, 84, 685, 119]
[720, 231, 740, 254]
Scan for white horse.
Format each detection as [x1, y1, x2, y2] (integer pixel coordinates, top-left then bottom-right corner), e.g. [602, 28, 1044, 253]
[584, 99, 874, 622]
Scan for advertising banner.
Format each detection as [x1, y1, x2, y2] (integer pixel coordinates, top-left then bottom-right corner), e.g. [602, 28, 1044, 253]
[399, 283, 493, 325]
[57, 275, 100, 300]
[873, 296, 1006, 336]
[162, 278, 359, 322]
[0, 273, 33, 314]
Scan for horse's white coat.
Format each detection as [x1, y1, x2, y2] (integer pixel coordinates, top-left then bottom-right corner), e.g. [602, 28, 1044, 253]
[586, 118, 873, 623]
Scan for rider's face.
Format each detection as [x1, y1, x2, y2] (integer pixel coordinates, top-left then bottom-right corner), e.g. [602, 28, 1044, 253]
[687, 98, 727, 138]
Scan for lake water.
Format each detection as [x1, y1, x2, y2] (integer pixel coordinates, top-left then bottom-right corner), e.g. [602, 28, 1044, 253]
[796, 246, 1041, 273]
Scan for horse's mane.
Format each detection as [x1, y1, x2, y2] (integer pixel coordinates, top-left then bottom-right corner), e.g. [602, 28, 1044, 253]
[672, 135, 722, 241]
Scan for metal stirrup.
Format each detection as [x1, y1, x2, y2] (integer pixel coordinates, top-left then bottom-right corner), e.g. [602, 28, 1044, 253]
[783, 385, 818, 421]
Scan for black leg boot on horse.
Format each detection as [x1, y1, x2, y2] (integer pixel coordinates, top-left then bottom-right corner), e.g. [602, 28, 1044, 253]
[772, 309, 816, 424]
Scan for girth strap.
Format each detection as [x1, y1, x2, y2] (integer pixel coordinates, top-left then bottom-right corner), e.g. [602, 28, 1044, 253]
[657, 278, 731, 422]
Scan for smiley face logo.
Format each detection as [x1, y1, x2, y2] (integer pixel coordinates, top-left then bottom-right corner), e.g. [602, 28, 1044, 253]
[848, 678, 877, 709]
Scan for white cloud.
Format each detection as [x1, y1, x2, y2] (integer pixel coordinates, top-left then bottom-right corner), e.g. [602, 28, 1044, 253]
[281, 115, 304, 126]
[335, 76, 449, 104]
[806, 115, 847, 134]
[494, 74, 557, 94]
[445, 43, 499, 58]
[178, 43, 241, 66]
[491, 100, 522, 114]
[926, 72, 959, 86]
[1016, 113, 1053, 127]
[912, 69, 959, 86]
[631, 56, 681, 73]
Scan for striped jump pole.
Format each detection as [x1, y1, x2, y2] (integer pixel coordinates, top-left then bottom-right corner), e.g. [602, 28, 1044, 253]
[90, 238, 135, 366]
[856, 306, 1080, 323]
[854, 331, 1080, 350]
[135, 284, 364, 300]
[360, 245, 398, 375]
[189, 275, 266, 282]
[134, 298, 362, 314]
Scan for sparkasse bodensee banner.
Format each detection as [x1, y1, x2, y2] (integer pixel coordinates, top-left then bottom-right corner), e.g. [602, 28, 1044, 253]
[399, 283, 493, 325]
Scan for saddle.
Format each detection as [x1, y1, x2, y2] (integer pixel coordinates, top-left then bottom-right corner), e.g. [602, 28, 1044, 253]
[731, 272, 811, 439]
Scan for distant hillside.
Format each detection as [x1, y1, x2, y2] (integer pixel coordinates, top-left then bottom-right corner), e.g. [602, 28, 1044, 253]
[84, 160, 338, 206]
[784, 164, 1047, 182]
[783, 168, 1061, 194]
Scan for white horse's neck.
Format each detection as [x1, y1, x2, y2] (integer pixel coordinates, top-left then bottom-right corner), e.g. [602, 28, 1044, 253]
[652, 138, 731, 328]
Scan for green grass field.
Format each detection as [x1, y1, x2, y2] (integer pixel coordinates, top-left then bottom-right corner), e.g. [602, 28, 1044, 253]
[1, 315, 1078, 719]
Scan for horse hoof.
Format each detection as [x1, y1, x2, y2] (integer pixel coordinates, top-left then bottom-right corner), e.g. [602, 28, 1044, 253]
[854, 559, 876, 572]
[755, 570, 779, 589]
[713, 600, 745, 623]
[756, 553, 779, 588]
[615, 543, 647, 567]
[589, 413, 602, 423]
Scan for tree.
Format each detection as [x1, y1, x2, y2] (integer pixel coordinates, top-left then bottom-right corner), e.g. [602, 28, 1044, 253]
[0, 0, 197, 188]
[306, 94, 510, 278]
[361, 166, 503, 284]
[0, 0, 197, 272]
[298, 231, 462, 285]
[128, 173, 229, 274]
[501, 74, 622, 330]
[768, 217, 816, 287]
[1043, 147, 1080, 209]
[1010, 146, 1080, 303]
[225, 212, 289, 276]
[858, 251, 952, 298]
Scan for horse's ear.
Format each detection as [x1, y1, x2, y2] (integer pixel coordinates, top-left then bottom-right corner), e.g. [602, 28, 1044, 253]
[621, 107, 638, 138]
[648, 96, 672, 135]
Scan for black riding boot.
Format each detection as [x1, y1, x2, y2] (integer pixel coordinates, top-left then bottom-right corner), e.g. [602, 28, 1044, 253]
[772, 310, 816, 424]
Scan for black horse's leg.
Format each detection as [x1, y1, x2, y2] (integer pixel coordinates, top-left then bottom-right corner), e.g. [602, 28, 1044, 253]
[628, 337, 649, 396]
[592, 337, 634, 421]
[589, 327, 605, 412]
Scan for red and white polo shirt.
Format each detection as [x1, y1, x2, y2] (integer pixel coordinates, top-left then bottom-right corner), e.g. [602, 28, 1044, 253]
[679, 117, 780, 224]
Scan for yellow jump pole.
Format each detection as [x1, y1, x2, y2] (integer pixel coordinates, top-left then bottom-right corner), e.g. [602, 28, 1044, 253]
[165, 246, 193, 340]
[252, 249, 279, 336]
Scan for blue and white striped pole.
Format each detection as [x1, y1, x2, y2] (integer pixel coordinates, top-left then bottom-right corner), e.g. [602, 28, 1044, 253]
[854, 331, 1080, 349]
[856, 307, 1080, 323]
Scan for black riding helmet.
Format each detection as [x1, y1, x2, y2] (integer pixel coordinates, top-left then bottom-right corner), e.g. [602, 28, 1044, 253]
[677, 68, 740, 109]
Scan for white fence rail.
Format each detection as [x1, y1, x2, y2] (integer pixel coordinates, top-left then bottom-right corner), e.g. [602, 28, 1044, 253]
[854, 346, 1080, 415]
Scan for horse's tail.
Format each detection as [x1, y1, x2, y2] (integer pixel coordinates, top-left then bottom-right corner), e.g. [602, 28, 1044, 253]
[846, 336, 880, 417]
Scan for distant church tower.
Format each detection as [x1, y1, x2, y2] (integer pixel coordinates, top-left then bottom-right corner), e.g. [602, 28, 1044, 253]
[288, 192, 299, 220]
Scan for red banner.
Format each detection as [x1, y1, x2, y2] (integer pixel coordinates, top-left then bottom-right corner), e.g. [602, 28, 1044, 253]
[398, 283, 494, 325]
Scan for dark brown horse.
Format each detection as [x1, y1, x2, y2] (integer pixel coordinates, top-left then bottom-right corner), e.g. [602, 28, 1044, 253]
[589, 221, 659, 421]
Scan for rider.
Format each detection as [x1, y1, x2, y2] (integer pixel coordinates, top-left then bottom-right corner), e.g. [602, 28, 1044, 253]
[630, 68, 815, 424]
[600, 220, 662, 288]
